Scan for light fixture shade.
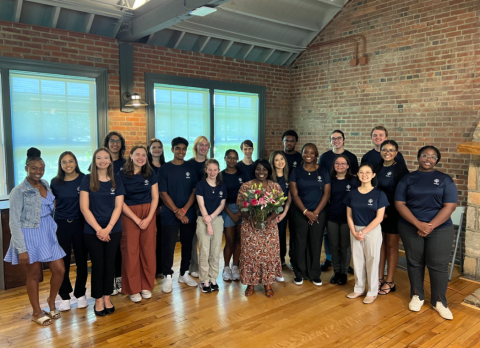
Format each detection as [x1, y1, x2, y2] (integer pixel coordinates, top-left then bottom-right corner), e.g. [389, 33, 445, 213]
[124, 92, 148, 107]
[190, 6, 217, 16]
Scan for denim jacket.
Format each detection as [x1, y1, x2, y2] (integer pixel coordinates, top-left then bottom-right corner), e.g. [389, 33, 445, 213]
[9, 178, 53, 254]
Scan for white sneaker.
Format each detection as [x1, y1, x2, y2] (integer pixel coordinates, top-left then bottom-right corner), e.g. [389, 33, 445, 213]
[275, 276, 285, 282]
[77, 296, 88, 309]
[179, 273, 198, 287]
[222, 267, 232, 281]
[141, 290, 152, 299]
[190, 271, 199, 278]
[409, 295, 424, 312]
[162, 275, 173, 293]
[129, 293, 142, 303]
[433, 302, 453, 320]
[115, 277, 122, 293]
[231, 265, 240, 281]
[111, 279, 119, 295]
[59, 299, 71, 312]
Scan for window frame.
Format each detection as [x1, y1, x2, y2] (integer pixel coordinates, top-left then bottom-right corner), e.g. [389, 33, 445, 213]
[144, 73, 266, 160]
[0, 57, 108, 194]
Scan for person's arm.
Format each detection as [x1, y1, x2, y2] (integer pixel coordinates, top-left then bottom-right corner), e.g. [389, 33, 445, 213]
[347, 207, 364, 241]
[313, 183, 330, 216]
[277, 191, 292, 222]
[196, 195, 209, 218]
[290, 182, 315, 223]
[100, 195, 124, 241]
[80, 191, 104, 236]
[122, 203, 141, 225]
[8, 188, 29, 264]
[139, 183, 159, 229]
[395, 201, 432, 234]
[361, 207, 385, 234]
[428, 203, 457, 230]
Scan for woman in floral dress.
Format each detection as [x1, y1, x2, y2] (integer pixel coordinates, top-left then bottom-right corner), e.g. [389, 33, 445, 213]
[237, 159, 283, 298]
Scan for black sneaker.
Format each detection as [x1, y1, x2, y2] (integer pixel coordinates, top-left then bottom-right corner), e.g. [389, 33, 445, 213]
[338, 273, 348, 286]
[320, 259, 332, 272]
[200, 283, 211, 293]
[293, 276, 303, 285]
[312, 278, 323, 286]
[330, 272, 341, 284]
[211, 283, 219, 292]
[348, 266, 354, 275]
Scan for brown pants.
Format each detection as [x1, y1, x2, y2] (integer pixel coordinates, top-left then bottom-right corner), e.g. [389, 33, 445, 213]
[121, 203, 156, 295]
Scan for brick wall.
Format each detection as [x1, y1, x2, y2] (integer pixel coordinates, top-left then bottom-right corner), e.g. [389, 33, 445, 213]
[290, 0, 480, 205]
[0, 21, 291, 157]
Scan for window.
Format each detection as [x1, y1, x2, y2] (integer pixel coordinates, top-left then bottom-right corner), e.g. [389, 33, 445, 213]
[146, 74, 265, 170]
[0, 57, 108, 194]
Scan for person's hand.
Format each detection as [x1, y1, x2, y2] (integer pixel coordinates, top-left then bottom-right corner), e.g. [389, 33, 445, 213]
[156, 206, 162, 215]
[138, 216, 152, 230]
[175, 208, 186, 220]
[305, 211, 318, 225]
[207, 224, 214, 236]
[249, 217, 256, 230]
[203, 215, 213, 224]
[232, 212, 242, 223]
[417, 230, 428, 237]
[276, 213, 286, 223]
[18, 252, 30, 265]
[96, 229, 111, 242]
[384, 213, 388, 219]
[265, 215, 277, 226]
[416, 221, 433, 234]
[353, 230, 365, 241]
[180, 216, 189, 224]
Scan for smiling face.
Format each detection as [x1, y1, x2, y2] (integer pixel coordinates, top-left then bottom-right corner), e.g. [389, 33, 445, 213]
[172, 143, 187, 161]
[149, 141, 163, 158]
[302, 146, 317, 164]
[381, 143, 398, 163]
[196, 138, 210, 157]
[60, 154, 77, 175]
[206, 163, 220, 180]
[26, 159, 45, 182]
[131, 148, 147, 168]
[95, 150, 111, 170]
[283, 135, 297, 152]
[255, 163, 268, 182]
[330, 132, 345, 150]
[372, 129, 387, 147]
[108, 135, 122, 155]
[334, 157, 349, 175]
[242, 145, 253, 159]
[225, 151, 238, 169]
[274, 153, 286, 171]
[418, 148, 438, 171]
[358, 165, 375, 184]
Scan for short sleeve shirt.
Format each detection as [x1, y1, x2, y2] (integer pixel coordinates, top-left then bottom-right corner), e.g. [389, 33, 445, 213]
[283, 151, 303, 172]
[361, 149, 406, 168]
[50, 173, 85, 221]
[344, 187, 389, 226]
[118, 171, 158, 206]
[289, 166, 331, 211]
[328, 177, 357, 224]
[221, 170, 247, 204]
[195, 179, 227, 216]
[237, 161, 255, 181]
[318, 150, 359, 175]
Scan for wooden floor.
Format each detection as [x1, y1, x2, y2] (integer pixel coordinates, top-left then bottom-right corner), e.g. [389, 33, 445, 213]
[1, 244, 480, 348]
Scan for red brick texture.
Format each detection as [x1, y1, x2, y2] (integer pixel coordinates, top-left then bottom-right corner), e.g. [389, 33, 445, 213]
[290, 0, 480, 205]
[0, 20, 290, 158]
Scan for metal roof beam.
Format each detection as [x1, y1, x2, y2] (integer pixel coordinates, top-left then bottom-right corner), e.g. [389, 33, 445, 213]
[84, 13, 95, 33]
[50, 6, 61, 27]
[280, 52, 293, 66]
[173, 31, 185, 49]
[111, 16, 125, 37]
[218, 40, 234, 56]
[25, 0, 133, 19]
[13, 0, 23, 22]
[242, 44, 254, 59]
[196, 36, 210, 53]
[260, 48, 275, 63]
[117, 0, 233, 41]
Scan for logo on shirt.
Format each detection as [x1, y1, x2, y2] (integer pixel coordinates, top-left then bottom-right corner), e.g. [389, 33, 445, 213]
[77, 186, 80, 194]
[144, 180, 149, 186]
[368, 199, 373, 206]
[293, 161, 297, 167]
[219, 191, 224, 197]
[346, 185, 351, 192]
[386, 172, 392, 178]
[434, 179, 439, 185]
[110, 188, 116, 195]
[186, 172, 190, 179]
[239, 178, 243, 183]
[120, 167, 124, 171]
[317, 176, 322, 182]
[286, 183, 289, 188]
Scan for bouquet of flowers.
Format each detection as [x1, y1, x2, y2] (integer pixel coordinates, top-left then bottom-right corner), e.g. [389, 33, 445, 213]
[239, 183, 288, 230]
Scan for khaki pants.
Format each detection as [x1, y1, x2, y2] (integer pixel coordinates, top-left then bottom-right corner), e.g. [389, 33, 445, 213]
[196, 216, 224, 284]
[351, 224, 382, 297]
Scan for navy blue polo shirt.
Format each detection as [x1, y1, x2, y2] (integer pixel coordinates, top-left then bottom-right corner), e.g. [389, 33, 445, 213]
[188, 158, 206, 182]
[318, 150, 359, 175]
[344, 187, 389, 226]
[221, 169, 247, 204]
[158, 161, 198, 226]
[151, 165, 161, 176]
[195, 179, 227, 216]
[118, 171, 158, 206]
[395, 170, 458, 229]
[113, 158, 126, 174]
[283, 151, 303, 171]
[51, 173, 85, 221]
[376, 165, 398, 202]
[289, 166, 331, 211]
[80, 174, 125, 234]
[237, 161, 255, 181]
[328, 177, 357, 224]
[277, 176, 289, 197]
[361, 149, 406, 167]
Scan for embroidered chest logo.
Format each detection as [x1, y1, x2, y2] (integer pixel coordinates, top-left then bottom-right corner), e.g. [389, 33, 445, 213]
[293, 161, 297, 167]
[239, 178, 243, 183]
[434, 179, 439, 185]
[368, 198, 373, 206]
[317, 176, 322, 182]
[144, 180, 149, 186]
[110, 188, 116, 195]
[386, 172, 392, 178]
[219, 191, 223, 197]
[285, 183, 289, 188]
[120, 167, 124, 171]
[186, 172, 190, 179]
[346, 185, 351, 192]
[77, 186, 80, 194]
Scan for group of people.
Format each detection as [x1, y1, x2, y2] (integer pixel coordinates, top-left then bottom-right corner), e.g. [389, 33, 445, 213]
[4, 125, 459, 326]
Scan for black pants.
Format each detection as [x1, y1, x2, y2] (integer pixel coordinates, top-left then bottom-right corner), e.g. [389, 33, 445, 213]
[278, 217, 288, 264]
[114, 243, 122, 278]
[162, 223, 196, 276]
[287, 208, 295, 262]
[84, 232, 122, 299]
[155, 213, 163, 275]
[56, 219, 89, 300]
[399, 222, 454, 307]
[327, 221, 351, 274]
[291, 205, 326, 280]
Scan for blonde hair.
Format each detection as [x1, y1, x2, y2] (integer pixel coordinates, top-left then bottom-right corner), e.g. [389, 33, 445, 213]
[192, 136, 210, 158]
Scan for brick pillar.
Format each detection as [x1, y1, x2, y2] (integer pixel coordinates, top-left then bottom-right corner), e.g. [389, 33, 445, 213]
[465, 156, 480, 280]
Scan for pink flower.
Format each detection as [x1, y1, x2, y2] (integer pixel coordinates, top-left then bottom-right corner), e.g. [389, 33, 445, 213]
[243, 201, 249, 208]
[251, 199, 258, 206]
[258, 197, 265, 205]
[254, 190, 261, 195]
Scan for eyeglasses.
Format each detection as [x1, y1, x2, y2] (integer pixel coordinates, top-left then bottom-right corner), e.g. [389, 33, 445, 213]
[331, 137, 343, 141]
[226, 156, 238, 161]
[61, 160, 75, 165]
[420, 154, 438, 161]
[109, 139, 122, 144]
[381, 149, 397, 153]
[283, 139, 296, 143]
[334, 162, 348, 166]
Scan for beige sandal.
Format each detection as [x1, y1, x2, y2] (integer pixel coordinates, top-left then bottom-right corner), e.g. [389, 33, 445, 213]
[31, 315, 52, 326]
[43, 309, 61, 319]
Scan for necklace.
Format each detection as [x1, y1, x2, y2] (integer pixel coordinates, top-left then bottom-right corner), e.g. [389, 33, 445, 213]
[383, 161, 396, 167]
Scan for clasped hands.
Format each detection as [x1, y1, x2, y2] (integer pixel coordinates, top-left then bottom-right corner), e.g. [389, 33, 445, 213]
[174, 207, 189, 224]
[417, 221, 433, 237]
[135, 216, 153, 230]
[203, 215, 214, 235]
[304, 210, 319, 225]
[96, 226, 112, 242]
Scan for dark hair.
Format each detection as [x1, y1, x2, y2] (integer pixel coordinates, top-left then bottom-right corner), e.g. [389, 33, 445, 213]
[123, 146, 153, 178]
[26, 147, 43, 165]
[89, 148, 116, 192]
[172, 137, 189, 148]
[330, 154, 354, 181]
[417, 145, 441, 164]
[203, 159, 223, 186]
[371, 125, 388, 137]
[301, 143, 319, 161]
[357, 163, 378, 187]
[103, 131, 126, 159]
[224, 149, 238, 158]
[282, 130, 298, 141]
[147, 138, 165, 167]
[240, 140, 254, 150]
[269, 150, 289, 183]
[253, 159, 272, 180]
[331, 130, 345, 140]
[380, 140, 398, 151]
[53, 151, 83, 185]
